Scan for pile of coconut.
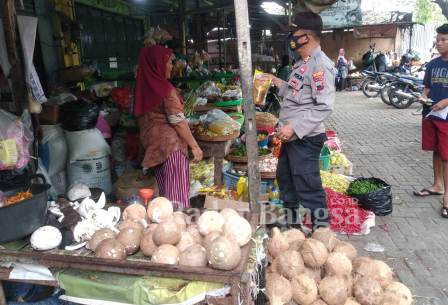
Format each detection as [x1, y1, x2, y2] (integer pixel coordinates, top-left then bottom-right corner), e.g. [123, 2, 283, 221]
[265, 227, 413, 305]
[88, 197, 253, 271]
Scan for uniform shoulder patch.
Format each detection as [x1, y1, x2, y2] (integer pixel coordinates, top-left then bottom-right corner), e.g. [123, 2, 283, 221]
[312, 71, 325, 91]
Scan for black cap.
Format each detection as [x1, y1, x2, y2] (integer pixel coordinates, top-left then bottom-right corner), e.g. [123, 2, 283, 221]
[289, 12, 323, 37]
[436, 24, 448, 35]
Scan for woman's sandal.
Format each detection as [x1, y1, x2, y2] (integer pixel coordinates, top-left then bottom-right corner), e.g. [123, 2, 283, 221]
[442, 197, 448, 218]
[442, 207, 448, 218]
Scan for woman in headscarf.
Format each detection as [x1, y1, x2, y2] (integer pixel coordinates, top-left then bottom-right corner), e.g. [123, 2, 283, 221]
[135, 45, 203, 209]
[336, 48, 348, 91]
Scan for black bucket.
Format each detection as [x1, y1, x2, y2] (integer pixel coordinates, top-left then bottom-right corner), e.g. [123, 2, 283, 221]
[0, 175, 51, 244]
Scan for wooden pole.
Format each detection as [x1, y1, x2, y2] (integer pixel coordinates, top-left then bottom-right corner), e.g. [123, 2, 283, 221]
[233, 0, 260, 212]
[2, 0, 27, 114]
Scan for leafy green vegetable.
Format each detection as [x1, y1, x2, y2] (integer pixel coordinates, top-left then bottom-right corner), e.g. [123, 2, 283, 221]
[230, 146, 271, 157]
[347, 179, 385, 196]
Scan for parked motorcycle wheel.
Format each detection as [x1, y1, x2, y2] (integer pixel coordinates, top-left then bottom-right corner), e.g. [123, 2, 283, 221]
[359, 77, 373, 91]
[362, 79, 381, 98]
[380, 84, 393, 105]
[389, 89, 414, 109]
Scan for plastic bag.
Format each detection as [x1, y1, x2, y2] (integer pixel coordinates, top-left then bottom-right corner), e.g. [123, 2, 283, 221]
[199, 82, 221, 101]
[0, 110, 33, 170]
[253, 70, 271, 106]
[200, 109, 241, 136]
[67, 182, 91, 201]
[60, 99, 100, 131]
[347, 177, 393, 216]
[222, 89, 242, 101]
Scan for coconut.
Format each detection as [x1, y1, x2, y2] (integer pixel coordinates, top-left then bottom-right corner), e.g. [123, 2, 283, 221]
[118, 220, 144, 232]
[353, 276, 383, 305]
[354, 259, 394, 288]
[176, 231, 196, 252]
[333, 241, 358, 260]
[152, 221, 181, 246]
[291, 273, 318, 305]
[267, 227, 289, 258]
[353, 257, 372, 270]
[275, 250, 305, 280]
[304, 267, 322, 283]
[87, 228, 116, 251]
[179, 244, 207, 267]
[203, 232, 221, 250]
[116, 227, 142, 255]
[173, 212, 187, 231]
[187, 224, 203, 244]
[197, 211, 225, 235]
[319, 276, 349, 305]
[224, 214, 252, 246]
[147, 197, 173, 223]
[325, 252, 353, 276]
[220, 208, 238, 221]
[151, 244, 179, 265]
[311, 227, 338, 251]
[343, 275, 354, 296]
[147, 223, 159, 233]
[267, 260, 278, 274]
[266, 273, 292, 305]
[140, 229, 157, 257]
[207, 236, 241, 270]
[381, 282, 413, 305]
[301, 239, 328, 268]
[283, 228, 306, 251]
[122, 203, 147, 222]
[95, 238, 126, 260]
[344, 298, 362, 305]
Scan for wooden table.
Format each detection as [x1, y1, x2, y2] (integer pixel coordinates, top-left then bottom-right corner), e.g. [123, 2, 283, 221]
[197, 140, 233, 185]
[0, 212, 259, 305]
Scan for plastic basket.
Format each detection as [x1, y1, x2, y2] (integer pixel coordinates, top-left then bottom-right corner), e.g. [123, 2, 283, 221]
[222, 171, 273, 194]
[319, 147, 331, 171]
[214, 99, 243, 107]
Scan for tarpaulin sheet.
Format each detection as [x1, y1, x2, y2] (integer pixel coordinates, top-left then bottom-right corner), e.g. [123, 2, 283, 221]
[55, 269, 227, 305]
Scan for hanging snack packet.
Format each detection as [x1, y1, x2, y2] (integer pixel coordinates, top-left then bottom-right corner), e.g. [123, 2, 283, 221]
[253, 70, 271, 106]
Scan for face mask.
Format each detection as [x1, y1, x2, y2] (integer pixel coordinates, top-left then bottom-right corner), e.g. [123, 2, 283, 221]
[288, 33, 309, 51]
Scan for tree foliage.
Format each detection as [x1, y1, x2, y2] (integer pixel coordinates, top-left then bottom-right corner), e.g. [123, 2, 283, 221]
[415, 0, 447, 23]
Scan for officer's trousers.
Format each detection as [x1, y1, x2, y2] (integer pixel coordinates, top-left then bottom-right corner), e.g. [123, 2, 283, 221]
[276, 133, 328, 228]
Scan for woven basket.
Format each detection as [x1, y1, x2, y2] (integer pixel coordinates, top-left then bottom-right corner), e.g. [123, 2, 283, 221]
[194, 130, 240, 142]
[255, 112, 278, 127]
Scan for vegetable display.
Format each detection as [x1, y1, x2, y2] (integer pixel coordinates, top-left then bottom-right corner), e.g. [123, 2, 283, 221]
[266, 228, 413, 305]
[230, 146, 271, 157]
[347, 179, 385, 195]
[86, 197, 253, 271]
[320, 171, 350, 194]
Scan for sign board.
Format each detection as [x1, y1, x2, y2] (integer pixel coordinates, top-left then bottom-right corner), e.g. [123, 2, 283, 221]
[320, 0, 362, 29]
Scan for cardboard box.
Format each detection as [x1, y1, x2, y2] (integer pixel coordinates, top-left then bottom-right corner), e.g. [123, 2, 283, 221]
[204, 195, 249, 212]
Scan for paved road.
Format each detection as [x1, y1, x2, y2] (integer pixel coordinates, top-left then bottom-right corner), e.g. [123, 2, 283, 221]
[327, 91, 448, 305]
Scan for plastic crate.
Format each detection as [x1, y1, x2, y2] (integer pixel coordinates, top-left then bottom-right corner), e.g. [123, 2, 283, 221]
[319, 147, 331, 171]
[223, 171, 273, 194]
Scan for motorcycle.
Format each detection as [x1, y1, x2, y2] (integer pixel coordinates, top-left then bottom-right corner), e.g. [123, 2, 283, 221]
[361, 71, 396, 99]
[388, 76, 424, 109]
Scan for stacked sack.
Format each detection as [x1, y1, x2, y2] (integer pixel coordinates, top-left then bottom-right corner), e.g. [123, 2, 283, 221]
[60, 99, 112, 194]
[265, 227, 413, 305]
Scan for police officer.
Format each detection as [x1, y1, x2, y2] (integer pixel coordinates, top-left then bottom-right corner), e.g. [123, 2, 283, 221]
[264, 12, 335, 229]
